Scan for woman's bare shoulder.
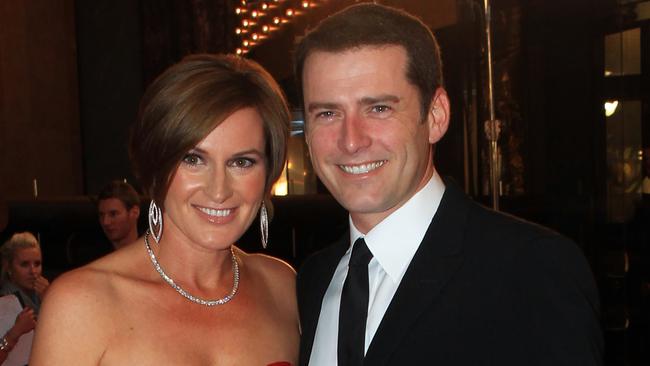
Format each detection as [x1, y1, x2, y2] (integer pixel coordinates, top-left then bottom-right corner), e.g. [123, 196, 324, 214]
[44, 242, 147, 311]
[239, 249, 296, 283]
[237, 248, 297, 310]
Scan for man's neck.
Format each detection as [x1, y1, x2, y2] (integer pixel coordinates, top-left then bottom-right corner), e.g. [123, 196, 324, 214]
[112, 231, 138, 250]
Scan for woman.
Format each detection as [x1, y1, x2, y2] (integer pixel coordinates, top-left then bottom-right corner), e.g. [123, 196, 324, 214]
[0, 305, 36, 364]
[0, 232, 43, 364]
[0, 232, 49, 312]
[31, 54, 298, 365]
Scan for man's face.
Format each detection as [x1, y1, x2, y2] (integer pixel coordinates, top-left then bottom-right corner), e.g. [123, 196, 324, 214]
[98, 198, 138, 244]
[302, 45, 449, 233]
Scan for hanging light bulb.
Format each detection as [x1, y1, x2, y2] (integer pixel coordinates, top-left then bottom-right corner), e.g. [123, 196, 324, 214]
[286, 8, 294, 17]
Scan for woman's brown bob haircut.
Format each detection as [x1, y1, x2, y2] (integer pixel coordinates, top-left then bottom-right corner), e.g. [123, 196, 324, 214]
[294, 3, 443, 120]
[130, 54, 289, 205]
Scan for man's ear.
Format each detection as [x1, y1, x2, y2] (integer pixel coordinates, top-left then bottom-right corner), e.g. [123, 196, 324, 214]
[426, 87, 450, 144]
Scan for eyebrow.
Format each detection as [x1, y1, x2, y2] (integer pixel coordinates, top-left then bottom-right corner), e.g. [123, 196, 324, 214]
[359, 94, 400, 105]
[232, 149, 265, 157]
[307, 102, 340, 113]
[189, 147, 264, 157]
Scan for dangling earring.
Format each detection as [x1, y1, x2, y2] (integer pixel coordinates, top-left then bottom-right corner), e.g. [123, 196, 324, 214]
[260, 202, 268, 249]
[149, 200, 163, 243]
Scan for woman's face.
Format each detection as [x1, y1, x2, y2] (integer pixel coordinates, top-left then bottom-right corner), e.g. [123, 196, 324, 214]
[163, 107, 267, 250]
[9, 247, 42, 292]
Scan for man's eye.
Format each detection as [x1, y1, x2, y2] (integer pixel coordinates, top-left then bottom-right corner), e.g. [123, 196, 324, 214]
[182, 153, 202, 166]
[230, 158, 256, 168]
[316, 111, 335, 119]
[371, 105, 391, 113]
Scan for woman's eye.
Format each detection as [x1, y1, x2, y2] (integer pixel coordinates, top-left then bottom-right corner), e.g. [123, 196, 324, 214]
[230, 158, 255, 168]
[182, 153, 202, 166]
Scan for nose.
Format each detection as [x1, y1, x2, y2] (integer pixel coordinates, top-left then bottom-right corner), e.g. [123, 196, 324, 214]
[338, 115, 371, 154]
[30, 264, 39, 275]
[207, 166, 234, 203]
[100, 216, 110, 226]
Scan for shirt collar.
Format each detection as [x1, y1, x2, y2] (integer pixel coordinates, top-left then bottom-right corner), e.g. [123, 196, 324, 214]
[350, 171, 445, 283]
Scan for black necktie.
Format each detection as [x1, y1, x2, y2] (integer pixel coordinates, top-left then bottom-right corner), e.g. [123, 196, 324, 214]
[338, 238, 373, 366]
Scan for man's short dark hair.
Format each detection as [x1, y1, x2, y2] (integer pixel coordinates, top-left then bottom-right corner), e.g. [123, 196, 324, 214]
[97, 180, 140, 210]
[294, 3, 444, 120]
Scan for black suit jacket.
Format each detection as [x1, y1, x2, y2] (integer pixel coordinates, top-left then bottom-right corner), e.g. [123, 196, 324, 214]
[297, 182, 603, 365]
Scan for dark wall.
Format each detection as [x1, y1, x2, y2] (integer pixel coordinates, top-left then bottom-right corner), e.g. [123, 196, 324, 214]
[76, 0, 237, 195]
[0, 1, 83, 199]
[76, 0, 144, 194]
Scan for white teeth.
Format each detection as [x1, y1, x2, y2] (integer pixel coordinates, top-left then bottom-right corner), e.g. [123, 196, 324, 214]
[339, 160, 386, 174]
[197, 207, 232, 217]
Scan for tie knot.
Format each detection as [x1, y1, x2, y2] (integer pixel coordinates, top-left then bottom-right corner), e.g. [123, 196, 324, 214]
[349, 238, 373, 266]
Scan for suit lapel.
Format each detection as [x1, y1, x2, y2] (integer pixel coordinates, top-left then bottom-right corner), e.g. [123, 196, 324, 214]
[299, 233, 349, 365]
[364, 182, 470, 365]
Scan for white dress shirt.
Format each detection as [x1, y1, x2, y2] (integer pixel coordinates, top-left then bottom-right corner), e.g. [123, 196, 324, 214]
[308, 172, 446, 366]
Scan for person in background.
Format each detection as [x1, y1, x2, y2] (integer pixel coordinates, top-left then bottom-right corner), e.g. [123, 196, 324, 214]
[0, 232, 46, 365]
[0, 232, 49, 313]
[97, 180, 141, 250]
[30, 54, 299, 365]
[0, 300, 36, 365]
[294, 3, 602, 365]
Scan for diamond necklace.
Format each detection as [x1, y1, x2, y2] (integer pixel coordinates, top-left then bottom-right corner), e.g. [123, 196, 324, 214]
[144, 230, 239, 306]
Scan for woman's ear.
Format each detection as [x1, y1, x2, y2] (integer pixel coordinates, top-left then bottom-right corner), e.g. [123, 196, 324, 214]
[426, 87, 450, 144]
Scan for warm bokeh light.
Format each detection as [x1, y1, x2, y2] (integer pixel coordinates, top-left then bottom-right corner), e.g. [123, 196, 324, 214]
[605, 100, 619, 117]
[234, 1, 322, 53]
[272, 163, 289, 196]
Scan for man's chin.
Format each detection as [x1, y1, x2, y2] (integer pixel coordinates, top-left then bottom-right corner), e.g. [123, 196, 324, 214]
[337, 195, 388, 215]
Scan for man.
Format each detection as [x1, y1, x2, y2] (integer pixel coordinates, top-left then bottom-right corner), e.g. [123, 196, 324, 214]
[294, 3, 602, 365]
[97, 180, 140, 250]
